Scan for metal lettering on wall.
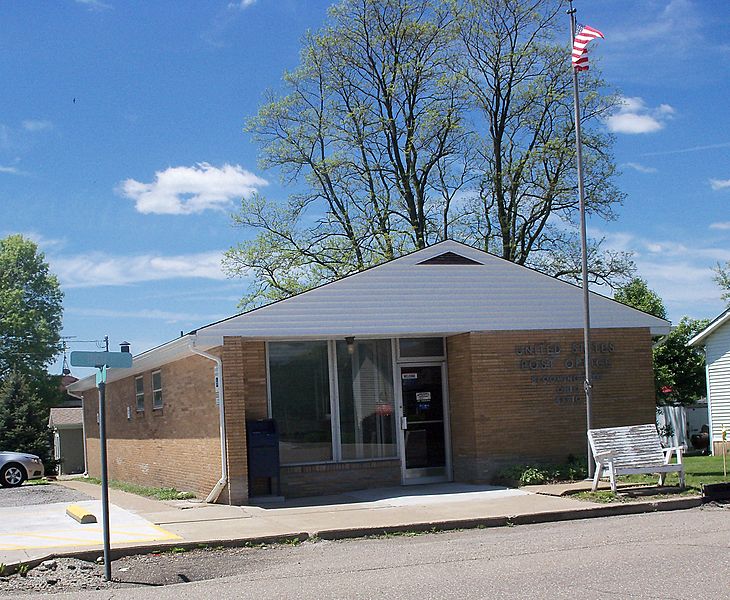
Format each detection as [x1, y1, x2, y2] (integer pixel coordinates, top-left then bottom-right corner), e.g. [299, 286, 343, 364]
[514, 341, 616, 406]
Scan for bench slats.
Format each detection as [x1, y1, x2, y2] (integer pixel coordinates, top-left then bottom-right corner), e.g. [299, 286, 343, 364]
[588, 423, 685, 492]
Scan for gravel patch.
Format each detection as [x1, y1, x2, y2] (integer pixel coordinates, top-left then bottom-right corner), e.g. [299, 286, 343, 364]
[0, 544, 293, 596]
[0, 558, 111, 596]
[0, 483, 94, 508]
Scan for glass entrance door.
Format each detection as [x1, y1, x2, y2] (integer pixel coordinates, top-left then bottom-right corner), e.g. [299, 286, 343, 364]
[399, 364, 450, 482]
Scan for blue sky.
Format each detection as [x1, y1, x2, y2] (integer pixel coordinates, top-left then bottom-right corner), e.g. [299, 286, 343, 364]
[1, 0, 728, 377]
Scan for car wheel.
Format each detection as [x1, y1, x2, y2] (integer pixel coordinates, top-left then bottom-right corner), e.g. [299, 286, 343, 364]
[0, 463, 27, 488]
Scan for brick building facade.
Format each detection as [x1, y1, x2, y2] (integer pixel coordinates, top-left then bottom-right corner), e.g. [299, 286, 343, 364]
[69, 241, 669, 505]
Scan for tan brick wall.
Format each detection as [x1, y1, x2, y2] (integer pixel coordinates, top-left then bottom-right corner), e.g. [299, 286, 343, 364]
[82, 353, 222, 499]
[82, 328, 655, 502]
[280, 460, 401, 498]
[447, 328, 656, 482]
[219, 337, 269, 504]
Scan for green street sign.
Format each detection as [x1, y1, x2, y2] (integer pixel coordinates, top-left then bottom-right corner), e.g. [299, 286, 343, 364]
[71, 351, 133, 369]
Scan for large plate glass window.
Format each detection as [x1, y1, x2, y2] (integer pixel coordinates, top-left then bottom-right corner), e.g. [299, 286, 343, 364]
[336, 339, 396, 460]
[269, 341, 332, 464]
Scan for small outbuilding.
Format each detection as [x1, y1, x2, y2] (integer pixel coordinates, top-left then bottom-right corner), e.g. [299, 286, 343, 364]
[48, 407, 86, 475]
[67, 241, 670, 504]
[689, 308, 730, 454]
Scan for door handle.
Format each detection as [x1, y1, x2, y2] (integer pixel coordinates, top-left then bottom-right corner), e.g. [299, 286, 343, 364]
[400, 416, 408, 430]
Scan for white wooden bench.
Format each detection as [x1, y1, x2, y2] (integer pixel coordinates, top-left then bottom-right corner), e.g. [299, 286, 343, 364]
[588, 424, 685, 492]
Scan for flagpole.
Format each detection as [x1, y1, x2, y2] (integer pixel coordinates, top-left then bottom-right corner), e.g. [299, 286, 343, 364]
[568, 1, 594, 479]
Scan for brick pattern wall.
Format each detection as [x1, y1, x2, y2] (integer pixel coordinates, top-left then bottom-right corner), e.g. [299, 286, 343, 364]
[219, 337, 269, 504]
[447, 328, 656, 482]
[83, 353, 222, 498]
[280, 460, 401, 498]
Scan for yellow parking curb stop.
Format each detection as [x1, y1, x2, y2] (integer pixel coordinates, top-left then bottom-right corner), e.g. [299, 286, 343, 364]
[66, 504, 97, 524]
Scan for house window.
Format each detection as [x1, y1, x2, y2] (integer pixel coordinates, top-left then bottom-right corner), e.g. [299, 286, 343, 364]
[268, 342, 332, 464]
[268, 339, 397, 465]
[135, 376, 145, 412]
[336, 339, 396, 460]
[152, 371, 163, 410]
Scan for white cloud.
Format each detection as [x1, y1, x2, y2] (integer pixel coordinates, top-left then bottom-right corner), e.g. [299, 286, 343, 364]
[605, 97, 674, 135]
[75, 0, 112, 10]
[22, 120, 53, 132]
[623, 162, 657, 174]
[119, 163, 267, 215]
[710, 222, 730, 231]
[65, 306, 226, 324]
[0, 166, 21, 175]
[228, 0, 256, 8]
[609, 0, 702, 51]
[50, 250, 228, 288]
[642, 141, 730, 157]
[595, 228, 730, 321]
[710, 178, 730, 191]
[9, 231, 67, 251]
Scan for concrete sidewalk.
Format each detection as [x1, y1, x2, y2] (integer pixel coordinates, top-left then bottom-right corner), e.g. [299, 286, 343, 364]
[3, 479, 701, 569]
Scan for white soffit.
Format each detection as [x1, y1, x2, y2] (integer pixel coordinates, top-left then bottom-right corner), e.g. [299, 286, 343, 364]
[197, 240, 670, 340]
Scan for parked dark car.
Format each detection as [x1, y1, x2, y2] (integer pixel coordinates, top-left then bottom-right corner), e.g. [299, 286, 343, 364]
[0, 451, 45, 487]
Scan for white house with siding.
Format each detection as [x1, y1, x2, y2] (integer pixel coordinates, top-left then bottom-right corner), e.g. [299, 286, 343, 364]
[689, 308, 730, 455]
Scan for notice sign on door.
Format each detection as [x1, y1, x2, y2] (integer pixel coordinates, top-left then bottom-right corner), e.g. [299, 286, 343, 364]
[402, 373, 418, 380]
[416, 392, 431, 401]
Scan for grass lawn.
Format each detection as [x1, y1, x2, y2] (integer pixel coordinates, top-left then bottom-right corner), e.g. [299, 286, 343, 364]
[575, 455, 729, 503]
[82, 477, 196, 501]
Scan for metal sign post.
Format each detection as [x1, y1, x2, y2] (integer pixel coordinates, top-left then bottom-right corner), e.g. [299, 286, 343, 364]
[71, 347, 132, 581]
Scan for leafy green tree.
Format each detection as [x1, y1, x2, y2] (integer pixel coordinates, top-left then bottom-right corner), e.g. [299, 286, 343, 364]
[0, 371, 53, 466]
[226, 0, 467, 307]
[653, 317, 709, 405]
[449, 0, 632, 286]
[0, 235, 64, 378]
[614, 277, 667, 319]
[227, 0, 632, 308]
[714, 261, 730, 304]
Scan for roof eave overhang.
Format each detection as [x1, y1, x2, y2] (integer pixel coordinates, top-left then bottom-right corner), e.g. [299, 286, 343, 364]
[66, 334, 216, 393]
[688, 309, 730, 347]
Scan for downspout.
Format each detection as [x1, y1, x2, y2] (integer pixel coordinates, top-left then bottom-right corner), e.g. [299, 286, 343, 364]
[66, 389, 89, 477]
[190, 338, 228, 504]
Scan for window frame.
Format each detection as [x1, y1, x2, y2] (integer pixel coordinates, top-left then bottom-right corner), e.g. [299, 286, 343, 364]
[151, 370, 163, 410]
[266, 339, 399, 466]
[135, 375, 145, 412]
[396, 337, 446, 362]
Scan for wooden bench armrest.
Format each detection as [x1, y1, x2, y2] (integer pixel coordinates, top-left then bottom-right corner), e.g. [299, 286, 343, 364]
[663, 445, 684, 464]
[593, 450, 615, 462]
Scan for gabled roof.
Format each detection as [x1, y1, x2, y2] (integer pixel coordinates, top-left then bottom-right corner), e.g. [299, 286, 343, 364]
[192, 240, 669, 341]
[688, 308, 730, 346]
[68, 240, 670, 392]
[48, 407, 83, 428]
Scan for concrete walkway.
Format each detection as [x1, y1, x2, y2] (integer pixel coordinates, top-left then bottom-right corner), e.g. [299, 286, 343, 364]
[2, 479, 700, 569]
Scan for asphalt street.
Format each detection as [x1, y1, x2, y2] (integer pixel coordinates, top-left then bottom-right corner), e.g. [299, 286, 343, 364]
[28, 504, 730, 600]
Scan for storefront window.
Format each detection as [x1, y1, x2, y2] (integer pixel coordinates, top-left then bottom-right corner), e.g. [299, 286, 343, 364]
[336, 340, 396, 460]
[268, 342, 332, 464]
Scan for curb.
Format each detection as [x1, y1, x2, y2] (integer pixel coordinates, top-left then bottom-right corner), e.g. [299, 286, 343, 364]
[313, 496, 703, 540]
[3, 496, 701, 574]
[65, 504, 97, 525]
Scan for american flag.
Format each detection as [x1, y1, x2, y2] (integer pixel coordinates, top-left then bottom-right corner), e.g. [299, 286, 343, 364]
[572, 25, 604, 71]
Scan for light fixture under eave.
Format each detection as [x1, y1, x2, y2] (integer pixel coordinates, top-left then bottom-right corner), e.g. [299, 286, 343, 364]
[345, 336, 355, 355]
